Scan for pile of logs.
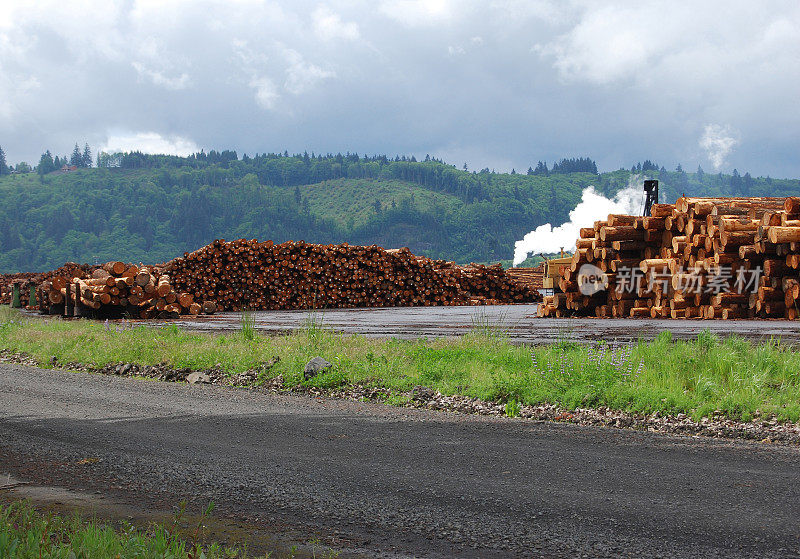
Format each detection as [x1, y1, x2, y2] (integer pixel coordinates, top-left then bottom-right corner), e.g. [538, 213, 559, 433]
[8, 241, 540, 317]
[167, 239, 538, 311]
[1, 264, 91, 306]
[506, 263, 545, 292]
[37, 262, 216, 319]
[539, 196, 800, 319]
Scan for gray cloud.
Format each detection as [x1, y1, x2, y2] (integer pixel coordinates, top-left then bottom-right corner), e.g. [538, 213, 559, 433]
[0, 1, 798, 178]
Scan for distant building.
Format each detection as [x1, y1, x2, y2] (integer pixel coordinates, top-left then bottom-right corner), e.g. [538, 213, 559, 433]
[60, 164, 78, 172]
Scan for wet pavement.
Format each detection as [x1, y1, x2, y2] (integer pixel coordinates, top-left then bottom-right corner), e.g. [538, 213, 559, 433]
[144, 304, 800, 345]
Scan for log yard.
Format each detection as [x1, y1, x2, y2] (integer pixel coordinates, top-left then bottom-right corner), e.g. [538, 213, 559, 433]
[3, 3, 800, 557]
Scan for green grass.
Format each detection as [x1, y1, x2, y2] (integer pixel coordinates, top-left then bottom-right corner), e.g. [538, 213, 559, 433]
[2, 308, 800, 422]
[0, 500, 255, 558]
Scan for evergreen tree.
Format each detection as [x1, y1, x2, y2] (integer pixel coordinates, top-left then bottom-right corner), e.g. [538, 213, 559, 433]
[37, 150, 55, 175]
[526, 167, 534, 175]
[82, 143, 92, 168]
[0, 145, 8, 175]
[743, 172, 754, 194]
[696, 165, 704, 178]
[69, 143, 82, 167]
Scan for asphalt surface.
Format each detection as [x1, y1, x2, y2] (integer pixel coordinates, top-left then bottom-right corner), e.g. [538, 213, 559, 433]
[1, 363, 799, 557]
[131, 305, 800, 345]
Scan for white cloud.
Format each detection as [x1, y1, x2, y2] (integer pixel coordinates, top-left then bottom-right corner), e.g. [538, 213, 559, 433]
[534, 4, 675, 84]
[447, 45, 465, 56]
[132, 61, 191, 90]
[282, 48, 335, 95]
[100, 131, 199, 156]
[533, 3, 800, 91]
[699, 124, 739, 171]
[379, 0, 455, 26]
[312, 6, 359, 41]
[249, 76, 280, 109]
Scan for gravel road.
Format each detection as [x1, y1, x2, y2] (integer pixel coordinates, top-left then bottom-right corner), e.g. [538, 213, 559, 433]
[1, 363, 799, 557]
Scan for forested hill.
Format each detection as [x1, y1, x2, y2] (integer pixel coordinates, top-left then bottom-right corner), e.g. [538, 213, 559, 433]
[1, 151, 798, 273]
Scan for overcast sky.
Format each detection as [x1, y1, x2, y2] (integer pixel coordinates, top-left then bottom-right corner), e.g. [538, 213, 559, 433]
[1, 1, 798, 177]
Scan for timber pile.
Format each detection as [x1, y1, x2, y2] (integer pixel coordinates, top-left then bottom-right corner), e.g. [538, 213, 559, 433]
[0, 272, 39, 304]
[540, 196, 800, 319]
[36, 262, 204, 319]
[167, 239, 538, 311]
[1, 264, 91, 305]
[507, 263, 545, 291]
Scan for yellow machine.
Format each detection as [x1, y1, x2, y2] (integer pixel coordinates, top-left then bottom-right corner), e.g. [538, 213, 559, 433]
[541, 249, 572, 292]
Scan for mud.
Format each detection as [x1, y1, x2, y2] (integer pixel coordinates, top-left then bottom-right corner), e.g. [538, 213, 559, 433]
[0, 472, 362, 558]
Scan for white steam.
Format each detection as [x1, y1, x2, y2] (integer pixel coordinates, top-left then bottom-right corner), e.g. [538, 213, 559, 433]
[699, 124, 739, 171]
[512, 181, 646, 266]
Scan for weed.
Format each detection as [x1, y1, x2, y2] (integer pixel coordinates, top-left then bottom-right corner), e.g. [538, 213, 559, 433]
[504, 399, 521, 417]
[696, 329, 718, 352]
[301, 311, 326, 346]
[240, 309, 256, 341]
[470, 308, 509, 340]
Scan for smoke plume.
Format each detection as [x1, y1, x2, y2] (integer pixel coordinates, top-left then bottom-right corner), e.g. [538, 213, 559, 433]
[512, 180, 646, 266]
[699, 124, 739, 171]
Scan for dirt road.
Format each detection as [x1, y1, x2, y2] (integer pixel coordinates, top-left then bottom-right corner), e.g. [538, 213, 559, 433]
[1, 363, 799, 557]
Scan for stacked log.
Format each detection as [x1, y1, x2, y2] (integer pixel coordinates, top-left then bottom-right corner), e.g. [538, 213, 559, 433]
[506, 263, 545, 291]
[1, 263, 92, 306]
[540, 196, 800, 319]
[167, 239, 538, 311]
[37, 262, 192, 319]
[10, 242, 540, 317]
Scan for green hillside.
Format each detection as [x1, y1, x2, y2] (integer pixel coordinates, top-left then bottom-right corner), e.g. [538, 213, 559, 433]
[0, 150, 798, 273]
[299, 178, 463, 229]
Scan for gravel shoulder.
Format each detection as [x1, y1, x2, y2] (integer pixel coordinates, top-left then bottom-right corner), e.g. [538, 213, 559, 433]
[1, 363, 800, 557]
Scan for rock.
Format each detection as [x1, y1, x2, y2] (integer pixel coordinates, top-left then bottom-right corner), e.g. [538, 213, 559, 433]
[303, 357, 332, 380]
[412, 385, 435, 401]
[186, 372, 211, 385]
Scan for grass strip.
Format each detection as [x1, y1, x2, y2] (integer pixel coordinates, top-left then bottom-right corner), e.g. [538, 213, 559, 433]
[1, 307, 799, 422]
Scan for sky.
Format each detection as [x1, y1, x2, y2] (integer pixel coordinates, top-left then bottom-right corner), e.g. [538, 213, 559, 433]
[1, 0, 798, 177]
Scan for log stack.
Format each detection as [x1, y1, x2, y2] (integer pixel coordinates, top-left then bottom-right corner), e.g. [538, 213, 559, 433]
[539, 196, 800, 320]
[506, 262, 545, 292]
[166, 239, 538, 311]
[10, 242, 540, 317]
[36, 262, 196, 319]
[1, 264, 91, 306]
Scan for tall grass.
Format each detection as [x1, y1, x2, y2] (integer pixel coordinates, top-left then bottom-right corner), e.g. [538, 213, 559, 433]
[2, 310, 800, 422]
[240, 308, 257, 341]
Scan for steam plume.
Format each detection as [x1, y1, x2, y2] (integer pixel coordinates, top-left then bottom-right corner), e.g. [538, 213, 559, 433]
[512, 179, 646, 266]
[699, 124, 739, 171]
